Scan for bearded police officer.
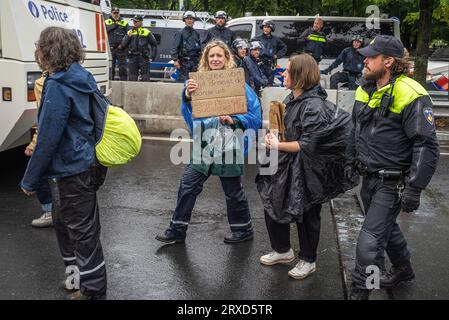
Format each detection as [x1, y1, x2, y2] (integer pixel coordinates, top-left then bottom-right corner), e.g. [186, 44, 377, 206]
[105, 7, 130, 80]
[171, 11, 202, 82]
[120, 15, 158, 82]
[299, 17, 327, 63]
[254, 19, 287, 86]
[201, 11, 235, 48]
[346, 35, 440, 300]
[321, 35, 364, 90]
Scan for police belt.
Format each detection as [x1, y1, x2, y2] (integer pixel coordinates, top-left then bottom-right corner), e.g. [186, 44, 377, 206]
[359, 167, 404, 182]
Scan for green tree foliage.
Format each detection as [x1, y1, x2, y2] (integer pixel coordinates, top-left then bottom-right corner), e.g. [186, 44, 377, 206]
[110, 0, 448, 46]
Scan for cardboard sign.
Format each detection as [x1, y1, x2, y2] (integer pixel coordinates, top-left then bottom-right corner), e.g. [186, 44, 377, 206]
[189, 68, 247, 118]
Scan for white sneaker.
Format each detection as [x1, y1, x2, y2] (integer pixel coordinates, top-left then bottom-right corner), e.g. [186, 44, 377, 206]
[288, 260, 316, 280]
[260, 249, 295, 266]
[31, 212, 53, 228]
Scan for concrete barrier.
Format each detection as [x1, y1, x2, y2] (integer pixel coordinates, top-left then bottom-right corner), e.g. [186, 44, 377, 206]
[109, 81, 357, 134]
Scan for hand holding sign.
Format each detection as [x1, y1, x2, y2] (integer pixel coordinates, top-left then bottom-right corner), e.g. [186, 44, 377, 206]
[189, 68, 247, 118]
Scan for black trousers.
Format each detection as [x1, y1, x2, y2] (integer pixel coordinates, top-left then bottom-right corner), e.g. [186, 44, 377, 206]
[178, 59, 198, 82]
[167, 165, 253, 238]
[264, 204, 322, 263]
[330, 71, 359, 90]
[260, 62, 275, 86]
[128, 55, 150, 82]
[351, 175, 411, 289]
[111, 48, 128, 81]
[49, 168, 107, 297]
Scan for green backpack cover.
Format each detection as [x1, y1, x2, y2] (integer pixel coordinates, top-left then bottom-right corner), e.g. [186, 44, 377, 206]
[91, 90, 142, 167]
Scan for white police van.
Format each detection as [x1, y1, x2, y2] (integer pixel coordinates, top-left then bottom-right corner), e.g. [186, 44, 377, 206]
[227, 15, 401, 70]
[0, 0, 110, 152]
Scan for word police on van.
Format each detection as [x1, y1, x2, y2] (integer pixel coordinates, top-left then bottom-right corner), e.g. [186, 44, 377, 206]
[28, 0, 70, 22]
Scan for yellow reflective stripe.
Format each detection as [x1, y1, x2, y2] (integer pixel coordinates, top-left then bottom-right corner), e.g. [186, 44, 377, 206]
[355, 86, 369, 103]
[390, 75, 429, 114]
[118, 20, 128, 27]
[131, 28, 150, 36]
[308, 35, 326, 43]
[358, 75, 430, 114]
[105, 19, 114, 25]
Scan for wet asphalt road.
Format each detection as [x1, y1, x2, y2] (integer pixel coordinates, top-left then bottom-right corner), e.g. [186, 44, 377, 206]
[1, 140, 449, 300]
[0, 141, 343, 300]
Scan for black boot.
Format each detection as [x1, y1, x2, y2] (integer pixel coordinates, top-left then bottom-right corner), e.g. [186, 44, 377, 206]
[155, 229, 185, 245]
[348, 286, 370, 300]
[380, 263, 415, 289]
[223, 231, 253, 244]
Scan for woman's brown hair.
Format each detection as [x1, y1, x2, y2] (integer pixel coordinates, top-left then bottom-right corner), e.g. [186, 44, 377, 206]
[35, 27, 85, 74]
[288, 53, 321, 90]
[197, 40, 235, 72]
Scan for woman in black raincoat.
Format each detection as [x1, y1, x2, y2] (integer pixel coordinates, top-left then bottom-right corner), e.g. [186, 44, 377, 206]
[256, 53, 354, 280]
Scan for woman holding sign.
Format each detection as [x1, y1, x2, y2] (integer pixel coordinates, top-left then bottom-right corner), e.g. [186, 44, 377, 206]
[256, 54, 354, 280]
[156, 40, 262, 245]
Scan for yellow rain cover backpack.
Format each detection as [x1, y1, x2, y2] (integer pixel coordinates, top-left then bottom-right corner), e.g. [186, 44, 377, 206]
[91, 89, 142, 167]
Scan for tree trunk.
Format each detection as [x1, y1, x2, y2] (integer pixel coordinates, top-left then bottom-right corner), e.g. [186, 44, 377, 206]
[202, 0, 209, 12]
[414, 0, 434, 86]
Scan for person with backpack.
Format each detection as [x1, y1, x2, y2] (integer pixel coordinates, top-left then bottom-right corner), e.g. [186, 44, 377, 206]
[21, 27, 107, 300]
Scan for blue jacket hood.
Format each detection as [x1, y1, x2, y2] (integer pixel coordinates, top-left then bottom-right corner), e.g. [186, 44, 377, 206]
[51, 63, 97, 94]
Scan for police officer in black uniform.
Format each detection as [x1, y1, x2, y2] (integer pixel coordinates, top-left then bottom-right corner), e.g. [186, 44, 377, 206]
[201, 11, 235, 48]
[298, 17, 327, 64]
[346, 35, 440, 300]
[120, 15, 158, 82]
[254, 19, 287, 86]
[171, 11, 202, 82]
[105, 7, 129, 81]
[321, 35, 365, 89]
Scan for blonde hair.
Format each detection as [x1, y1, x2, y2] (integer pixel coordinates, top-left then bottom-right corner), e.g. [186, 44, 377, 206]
[389, 49, 411, 75]
[197, 40, 235, 72]
[288, 53, 321, 90]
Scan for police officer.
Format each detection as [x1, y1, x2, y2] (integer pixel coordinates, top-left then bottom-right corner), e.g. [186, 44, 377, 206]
[346, 35, 440, 300]
[105, 7, 129, 81]
[299, 17, 327, 63]
[201, 11, 235, 48]
[120, 15, 158, 82]
[171, 11, 202, 82]
[254, 19, 287, 86]
[232, 38, 250, 83]
[321, 35, 365, 90]
[245, 40, 268, 97]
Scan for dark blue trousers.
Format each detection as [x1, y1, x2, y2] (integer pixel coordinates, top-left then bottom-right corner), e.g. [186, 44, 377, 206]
[351, 175, 411, 289]
[167, 165, 253, 238]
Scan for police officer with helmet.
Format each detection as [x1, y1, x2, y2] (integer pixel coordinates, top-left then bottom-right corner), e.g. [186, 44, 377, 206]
[321, 35, 365, 89]
[201, 11, 235, 48]
[171, 11, 202, 82]
[105, 7, 130, 81]
[120, 15, 158, 82]
[254, 19, 287, 86]
[346, 35, 440, 300]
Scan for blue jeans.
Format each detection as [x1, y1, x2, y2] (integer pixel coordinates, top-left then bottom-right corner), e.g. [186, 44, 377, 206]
[36, 178, 52, 212]
[167, 165, 253, 238]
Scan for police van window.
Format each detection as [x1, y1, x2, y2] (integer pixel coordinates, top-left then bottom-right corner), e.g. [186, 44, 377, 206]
[258, 20, 311, 57]
[257, 19, 395, 59]
[323, 21, 394, 59]
[228, 24, 252, 41]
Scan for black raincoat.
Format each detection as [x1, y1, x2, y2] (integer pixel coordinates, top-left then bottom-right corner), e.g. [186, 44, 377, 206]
[256, 85, 355, 223]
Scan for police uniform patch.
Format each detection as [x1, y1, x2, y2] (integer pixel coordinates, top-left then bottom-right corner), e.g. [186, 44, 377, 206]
[423, 107, 434, 125]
